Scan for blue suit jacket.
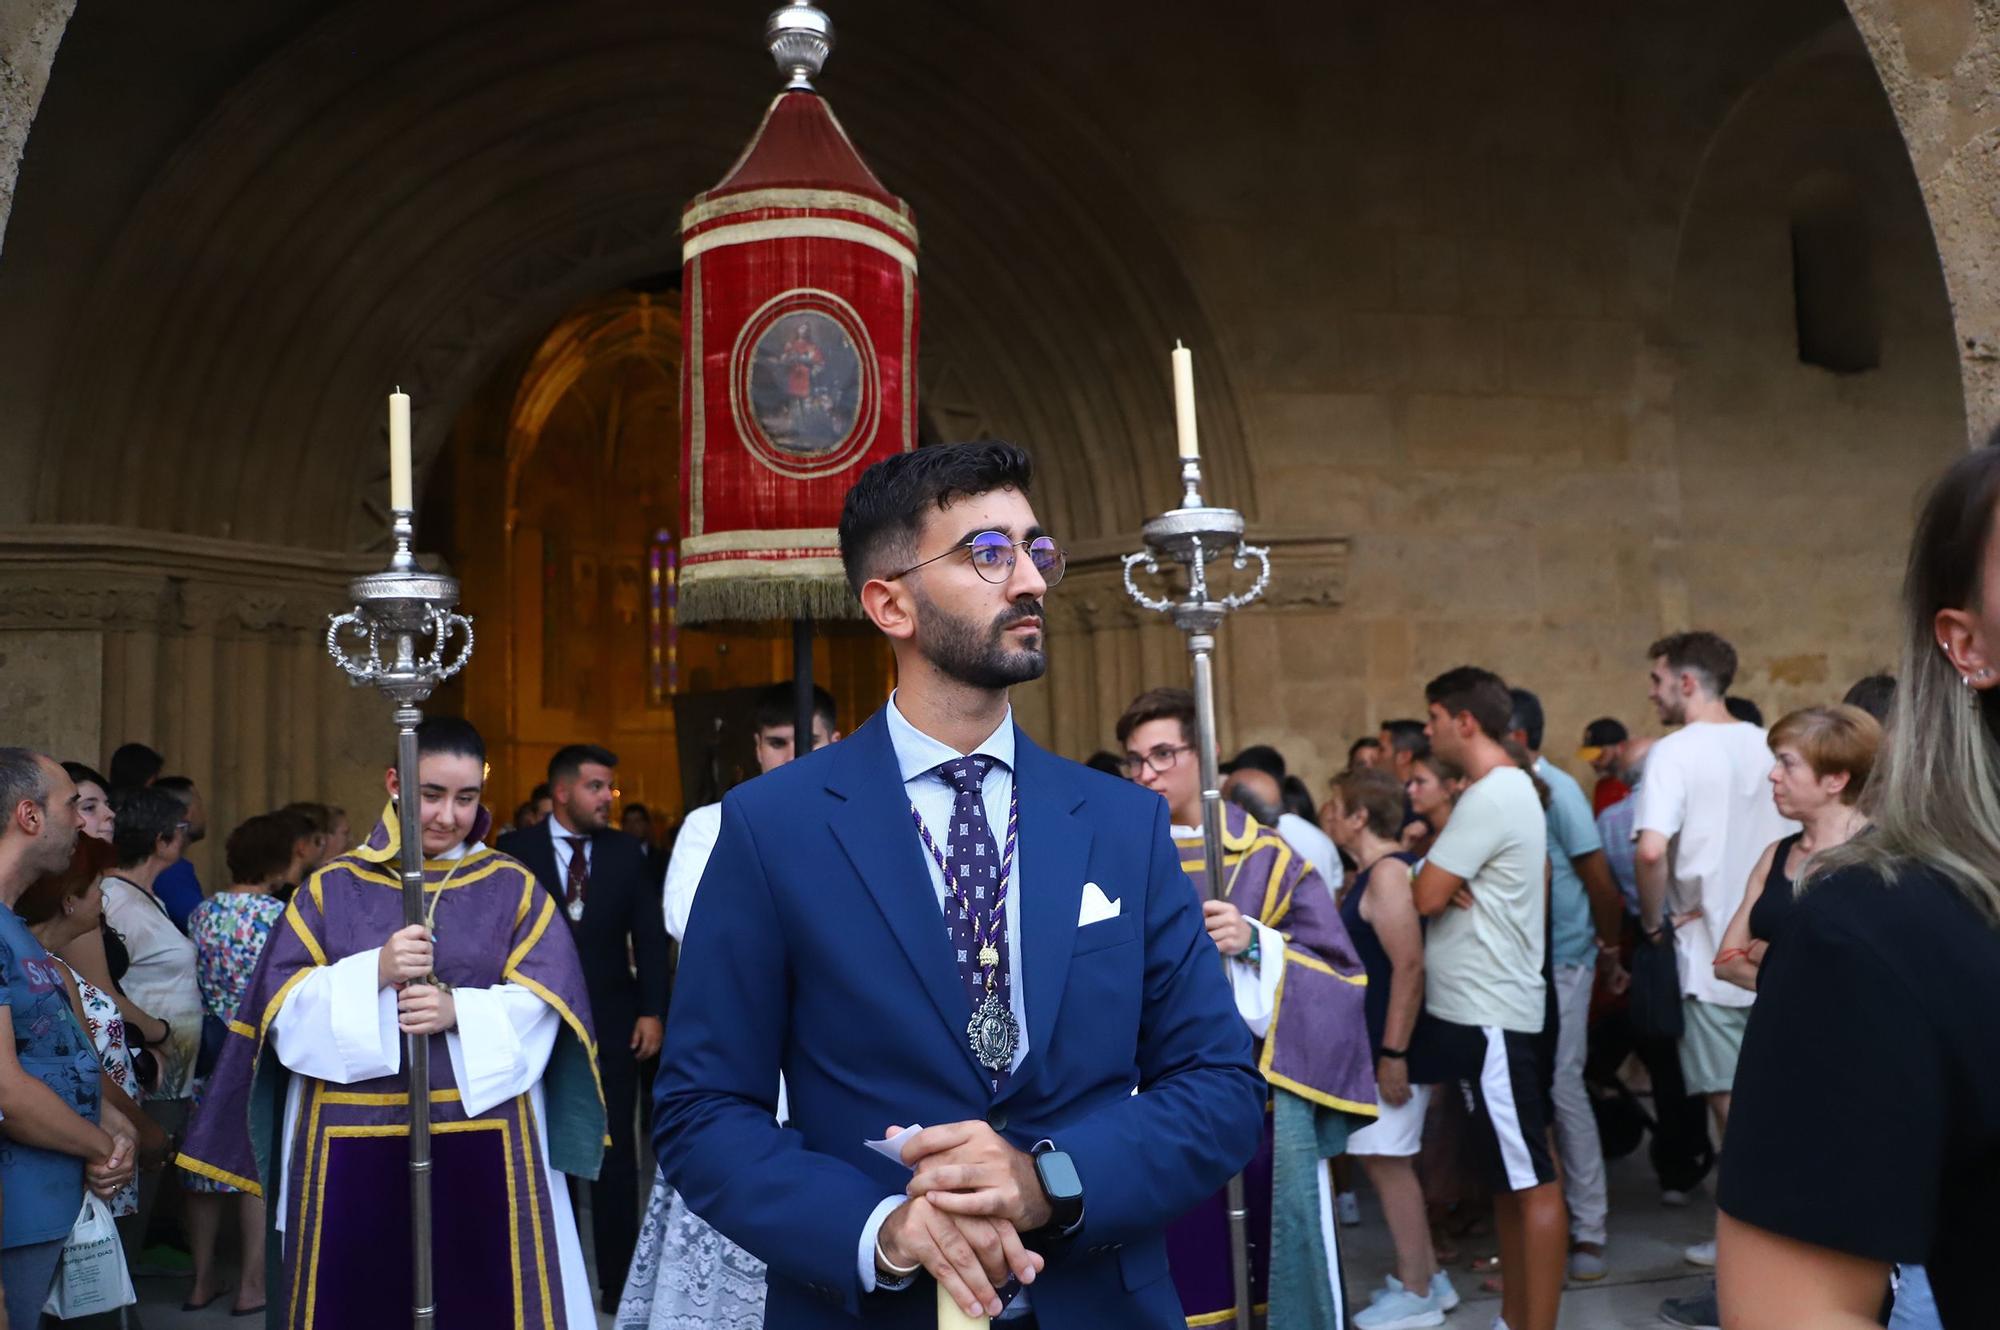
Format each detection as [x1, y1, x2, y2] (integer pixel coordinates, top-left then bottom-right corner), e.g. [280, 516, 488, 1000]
[654, 710, 1264, 1328]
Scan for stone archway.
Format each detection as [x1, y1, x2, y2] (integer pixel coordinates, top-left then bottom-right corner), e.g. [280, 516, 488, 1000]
[2, 0, 1996, 837]
[0, 1, 1251, 558]
[1845, 0, 2000, 443]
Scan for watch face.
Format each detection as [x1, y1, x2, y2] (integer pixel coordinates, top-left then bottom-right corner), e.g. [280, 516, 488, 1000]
[1037, 1149, 1083, 1201]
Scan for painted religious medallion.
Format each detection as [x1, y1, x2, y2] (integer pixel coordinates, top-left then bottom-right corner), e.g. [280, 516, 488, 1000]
[728, 289, 881, 479]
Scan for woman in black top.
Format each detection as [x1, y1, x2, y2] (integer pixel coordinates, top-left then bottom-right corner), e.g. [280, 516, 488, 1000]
[1711, 704, 1877, 992]
[1326, 765, 1449, 1312]
[1718, 439, 2000, 1328]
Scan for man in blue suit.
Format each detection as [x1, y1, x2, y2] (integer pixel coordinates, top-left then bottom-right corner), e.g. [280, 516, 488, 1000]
[655, 441, 1265, 1328]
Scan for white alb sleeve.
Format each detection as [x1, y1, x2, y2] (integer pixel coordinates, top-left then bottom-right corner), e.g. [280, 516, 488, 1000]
[269, 949, 400, 1083]
[1230, 918, 1287, 1039]
[445, 982, 563, 1117]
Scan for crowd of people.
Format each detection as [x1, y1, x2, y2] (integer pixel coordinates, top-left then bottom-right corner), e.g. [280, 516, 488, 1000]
[0, 750, 354, 1325]
[0, 438, 1996, 1328]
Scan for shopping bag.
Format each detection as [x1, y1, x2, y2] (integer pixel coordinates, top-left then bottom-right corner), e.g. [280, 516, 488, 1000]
[42, 1191, 136, 1318]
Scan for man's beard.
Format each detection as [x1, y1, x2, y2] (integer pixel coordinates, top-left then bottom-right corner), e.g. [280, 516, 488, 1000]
[914, 591, 1048, 690]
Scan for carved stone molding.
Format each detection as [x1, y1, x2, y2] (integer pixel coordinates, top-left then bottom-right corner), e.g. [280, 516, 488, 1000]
[0, 578, 177, 631]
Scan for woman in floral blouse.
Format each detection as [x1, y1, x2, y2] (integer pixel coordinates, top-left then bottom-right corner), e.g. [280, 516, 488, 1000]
[179, 814, 292, 1317]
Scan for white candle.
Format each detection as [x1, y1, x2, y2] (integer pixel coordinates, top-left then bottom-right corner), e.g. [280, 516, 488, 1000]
[1171, 341, 1199, 460]
[388, 388, 413, 512]
[936, 1281, 989, 1330]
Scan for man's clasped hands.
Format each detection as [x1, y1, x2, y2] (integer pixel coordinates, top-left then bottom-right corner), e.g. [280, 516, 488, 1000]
[880, 1121, 1055, 1320]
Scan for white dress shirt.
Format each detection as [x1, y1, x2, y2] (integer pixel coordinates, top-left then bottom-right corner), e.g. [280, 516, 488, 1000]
[859, 694, 1033, 1313]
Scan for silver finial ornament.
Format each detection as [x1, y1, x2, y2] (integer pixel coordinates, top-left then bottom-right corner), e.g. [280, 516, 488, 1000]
[765, 0, 833, 90]
[1121, 447, 1268, 1330]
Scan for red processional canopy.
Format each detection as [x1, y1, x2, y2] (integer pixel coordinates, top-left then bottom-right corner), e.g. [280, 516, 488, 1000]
[677, 33, 918, 624]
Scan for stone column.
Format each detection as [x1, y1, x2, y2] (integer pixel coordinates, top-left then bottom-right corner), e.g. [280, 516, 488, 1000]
[1846, 0, 2000, 444]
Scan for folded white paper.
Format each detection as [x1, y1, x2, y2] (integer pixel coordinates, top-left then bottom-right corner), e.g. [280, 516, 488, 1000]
[1077, 881, 1120, 926]
[865, 1123, 923, 1170]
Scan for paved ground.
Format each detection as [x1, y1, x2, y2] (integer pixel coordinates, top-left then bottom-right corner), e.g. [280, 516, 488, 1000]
[124, 1148, 1712, 1328]
[1339, 1148, 1716, 1330]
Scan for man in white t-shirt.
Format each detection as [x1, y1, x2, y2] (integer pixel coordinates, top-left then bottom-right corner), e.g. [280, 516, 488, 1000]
[662, 682, 841, 942]
[1412, 667, 1564, 1330]
[1220, 759, 1343, 892]
[1632, 631, 1795, 1285]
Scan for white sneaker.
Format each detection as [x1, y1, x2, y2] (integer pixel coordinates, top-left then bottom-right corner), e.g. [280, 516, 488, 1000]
[1684, 1239, 1717, 1267]
[1352, 1284, 1444, 1330]
[1337, 1191, 1362, 1226]
[1372, 1274, 1459, 1313]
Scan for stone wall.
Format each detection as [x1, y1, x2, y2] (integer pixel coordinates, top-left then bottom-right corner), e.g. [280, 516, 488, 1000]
[1025, 2, 1965, 787]
[0, 0, 70, 260]
[0, 526, 386, 885]
[0, 0, 1987, 811]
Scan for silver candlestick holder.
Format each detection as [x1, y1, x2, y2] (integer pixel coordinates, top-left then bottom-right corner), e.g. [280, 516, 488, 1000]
[324, 507, 473, 1330]
[1122, 453, 1269, 1330]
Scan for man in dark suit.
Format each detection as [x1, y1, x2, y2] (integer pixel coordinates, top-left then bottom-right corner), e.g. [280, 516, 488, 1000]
[656, 442, 1264, 1328]
[498, 743, 670, 1311]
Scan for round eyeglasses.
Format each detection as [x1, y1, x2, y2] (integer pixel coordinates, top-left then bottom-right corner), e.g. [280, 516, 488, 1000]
[887, 531, 1067, 586]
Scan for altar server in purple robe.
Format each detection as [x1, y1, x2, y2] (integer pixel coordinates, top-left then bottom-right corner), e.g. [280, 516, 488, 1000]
[176, 717, 606, 1330]
[1118, 687, 1380, 1330]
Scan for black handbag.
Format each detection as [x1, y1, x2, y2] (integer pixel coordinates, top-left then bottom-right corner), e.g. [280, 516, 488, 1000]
[1628, 920, 1685, 1041]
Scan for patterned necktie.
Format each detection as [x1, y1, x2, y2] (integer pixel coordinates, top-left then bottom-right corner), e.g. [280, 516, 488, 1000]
[563, 835, 589, 916]
[937, 756, 1013, 1092]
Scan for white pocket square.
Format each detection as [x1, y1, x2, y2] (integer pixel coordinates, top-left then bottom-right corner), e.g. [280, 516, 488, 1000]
[1077, 882, 1120, 926]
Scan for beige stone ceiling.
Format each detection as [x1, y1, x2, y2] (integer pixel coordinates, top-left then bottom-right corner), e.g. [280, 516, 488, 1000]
[1, 2, 1248, 554]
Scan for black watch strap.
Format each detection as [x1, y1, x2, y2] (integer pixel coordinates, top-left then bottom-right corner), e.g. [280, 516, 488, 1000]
[1378, 1046, 1408, 1060]
[1031, 1141, 1085, 1235]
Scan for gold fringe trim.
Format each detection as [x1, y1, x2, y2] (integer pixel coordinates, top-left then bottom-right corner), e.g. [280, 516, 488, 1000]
[677, 573, 864, 625]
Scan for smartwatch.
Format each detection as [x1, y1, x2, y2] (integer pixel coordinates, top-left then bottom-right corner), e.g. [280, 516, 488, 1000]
[1031, 1141, 1085, 1235]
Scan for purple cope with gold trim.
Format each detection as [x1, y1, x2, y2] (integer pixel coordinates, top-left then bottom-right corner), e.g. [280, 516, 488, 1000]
[175, 806, 606, 1330]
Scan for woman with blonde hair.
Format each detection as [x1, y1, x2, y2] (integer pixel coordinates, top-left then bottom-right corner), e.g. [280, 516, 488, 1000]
[1712, 705, 1879, 992]
[1718, 442, 2000, 1328]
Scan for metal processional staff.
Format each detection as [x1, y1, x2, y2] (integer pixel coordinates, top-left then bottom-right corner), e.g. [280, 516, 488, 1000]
[1123, 344, 1271, 1330]
[325, 390, 475, 1330]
